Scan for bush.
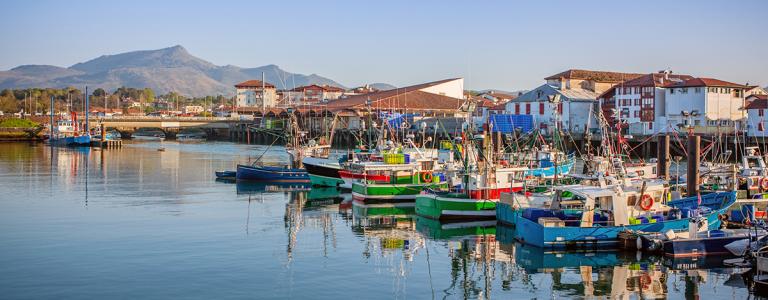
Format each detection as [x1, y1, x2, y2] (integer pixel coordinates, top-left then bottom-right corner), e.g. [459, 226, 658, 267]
[0, 118, 39, 128]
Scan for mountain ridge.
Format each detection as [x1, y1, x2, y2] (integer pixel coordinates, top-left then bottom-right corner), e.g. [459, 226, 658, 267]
[0, 45, 345, 97]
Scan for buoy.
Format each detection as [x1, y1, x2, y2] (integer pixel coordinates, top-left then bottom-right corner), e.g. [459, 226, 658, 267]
[639, 194, 653, 211]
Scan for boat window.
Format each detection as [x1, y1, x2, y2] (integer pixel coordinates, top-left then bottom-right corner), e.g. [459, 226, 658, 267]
[421, 161, 433, 170]
[627, 195, 637, 206]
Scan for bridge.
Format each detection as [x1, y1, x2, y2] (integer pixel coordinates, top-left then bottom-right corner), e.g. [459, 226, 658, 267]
[89, 116, 240, 130]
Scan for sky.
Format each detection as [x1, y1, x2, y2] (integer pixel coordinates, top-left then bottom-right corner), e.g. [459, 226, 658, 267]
[1, 0, 766, 91]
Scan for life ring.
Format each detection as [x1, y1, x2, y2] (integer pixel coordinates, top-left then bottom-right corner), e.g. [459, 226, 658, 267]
[639, 194, 653, 211]
[421, 172, 433, 183]
[760, 177, 768, 191]
[640, 274, 652, 289]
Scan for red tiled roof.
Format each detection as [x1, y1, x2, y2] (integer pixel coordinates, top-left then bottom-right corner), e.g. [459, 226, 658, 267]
[545, 69, 644, 82]
[480, 91, 516, 100]
[235, 80, 276, 88]
[745, 95, 768, 110]
[663, 77, 746, 88]
[325, 78, 463, 111]
[290, 84, 344, 92]
[619, 73, 694, 87]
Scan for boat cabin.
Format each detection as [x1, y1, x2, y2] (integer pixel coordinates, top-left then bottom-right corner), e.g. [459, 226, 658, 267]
[549, 180, 669, 227]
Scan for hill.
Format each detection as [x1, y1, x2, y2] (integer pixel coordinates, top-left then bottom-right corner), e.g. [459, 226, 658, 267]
[0, 45, 345, 97]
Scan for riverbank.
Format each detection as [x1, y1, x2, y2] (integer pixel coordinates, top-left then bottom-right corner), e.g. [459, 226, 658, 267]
[0, 118, 44, 141]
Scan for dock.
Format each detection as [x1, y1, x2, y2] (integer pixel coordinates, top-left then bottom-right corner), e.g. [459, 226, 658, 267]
[91, 139, 122, 148]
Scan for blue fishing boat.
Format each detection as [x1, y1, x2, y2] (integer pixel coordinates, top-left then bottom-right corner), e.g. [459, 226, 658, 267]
[662, 228, 764, 258]
[524, 152, 575, 178]
[236, 164, 310, 182]
[507, 182, 736, 249]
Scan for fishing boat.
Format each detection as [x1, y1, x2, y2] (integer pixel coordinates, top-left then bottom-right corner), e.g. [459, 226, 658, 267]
[508, 182, 736, 249]
[662, 227, 766, 258]
[351, 158, 447, 204]
[416, 165, 529, 221]
[94, 129, 121, 141]
[236, 163, 309, 182]
[47, 90, 93, 147]
[303, 144, 346, 187]
[49, 113, 92, 146]
[215, 170, 236, 181]
[176, 128, 207, 142]
[132, 128, 166, 141]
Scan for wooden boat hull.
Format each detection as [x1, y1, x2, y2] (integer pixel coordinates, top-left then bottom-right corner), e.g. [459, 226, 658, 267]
[236, 164, 310, 182]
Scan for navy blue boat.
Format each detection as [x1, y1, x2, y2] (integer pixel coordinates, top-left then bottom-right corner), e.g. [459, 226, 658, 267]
[662, 229, 765, 258]
[215, 170, 236, 181]
[236, 164, 310, 182]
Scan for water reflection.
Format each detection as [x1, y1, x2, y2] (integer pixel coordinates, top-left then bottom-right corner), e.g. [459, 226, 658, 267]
[0, 142, 757, 299]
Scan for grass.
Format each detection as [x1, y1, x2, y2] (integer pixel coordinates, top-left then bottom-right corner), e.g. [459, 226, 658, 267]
[0, 118, 40, 128]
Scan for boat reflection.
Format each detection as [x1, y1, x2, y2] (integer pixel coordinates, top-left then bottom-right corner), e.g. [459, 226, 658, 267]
[236, 181, 311, 194]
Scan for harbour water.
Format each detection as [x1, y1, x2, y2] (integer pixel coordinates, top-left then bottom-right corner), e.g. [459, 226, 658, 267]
[0, 142, 756, 299]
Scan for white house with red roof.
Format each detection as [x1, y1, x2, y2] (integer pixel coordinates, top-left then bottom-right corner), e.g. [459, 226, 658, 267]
[746, 94, 768, 137]
[283, 84, 344, 105]
[235, 80, 277, 109]
[598, 71, 693, 135]
[662, 77, 747, 133]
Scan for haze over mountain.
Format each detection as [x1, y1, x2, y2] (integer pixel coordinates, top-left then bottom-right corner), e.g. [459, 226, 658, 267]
[0, 45, 346, 97]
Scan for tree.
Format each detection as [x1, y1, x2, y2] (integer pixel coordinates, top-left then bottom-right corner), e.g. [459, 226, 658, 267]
[143, 88, 155, 102]
[92, 88, 106, 97]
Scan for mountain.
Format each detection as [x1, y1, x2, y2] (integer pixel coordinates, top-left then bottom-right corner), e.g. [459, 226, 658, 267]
[0, 45, 346, 97]
[369, 83, 397, 90]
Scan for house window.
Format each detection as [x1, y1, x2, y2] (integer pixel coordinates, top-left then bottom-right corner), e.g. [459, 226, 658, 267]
[760, 109, 764, 117]
[525, 103, 531, 114]
[514, 103, 520, 115]
[681, 88, 688, 94]
[648, 122, 653, 130]
[695, 87, 701, 93]
[539, 103, 545, 115]
[670, 89, 675, 94]
[557, 103, 563, 114]
[694, 120, 701, 126]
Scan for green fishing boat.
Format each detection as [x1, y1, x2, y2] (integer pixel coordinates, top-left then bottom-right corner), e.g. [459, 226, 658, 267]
[350, 160, 448, 204]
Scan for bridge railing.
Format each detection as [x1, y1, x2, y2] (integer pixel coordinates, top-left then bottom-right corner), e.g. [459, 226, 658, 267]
[89, 115, 237, 122]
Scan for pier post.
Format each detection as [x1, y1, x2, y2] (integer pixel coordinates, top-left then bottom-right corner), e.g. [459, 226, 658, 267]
[686, 135, 700, 196]
[657, 135, 670, 180]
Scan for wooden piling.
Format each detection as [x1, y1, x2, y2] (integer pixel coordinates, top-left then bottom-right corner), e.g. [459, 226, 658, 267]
[657, 135, 670, 180]
[686, 135, 700, 196]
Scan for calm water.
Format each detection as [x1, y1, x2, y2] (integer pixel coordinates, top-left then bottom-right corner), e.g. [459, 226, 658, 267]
[0, 141, 759, 299]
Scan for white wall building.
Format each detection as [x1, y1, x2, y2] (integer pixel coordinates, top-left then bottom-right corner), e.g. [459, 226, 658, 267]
[746, 95, 768, 137]
[504, 84, 599, 134]
[663, 78, 747, 134]
[235, 80, 277, 109]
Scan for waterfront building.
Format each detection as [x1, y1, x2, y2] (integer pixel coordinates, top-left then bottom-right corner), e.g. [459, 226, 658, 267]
[598, 71, 694, 135]
[746, 94, 768, 137]
[235, 80, 277, 109]
[662, 77, 747, 134]
[183, 105, 204, 114]
[504, 84, 599, 135]
[283, 84, 345, 105]
[545, 69, 644, 95]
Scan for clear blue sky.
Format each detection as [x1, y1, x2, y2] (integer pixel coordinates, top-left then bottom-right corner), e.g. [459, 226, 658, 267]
[1, 0, 766, 90]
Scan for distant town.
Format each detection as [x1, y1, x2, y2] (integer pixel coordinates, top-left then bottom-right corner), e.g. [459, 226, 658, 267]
[2, 68, 765, 139]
